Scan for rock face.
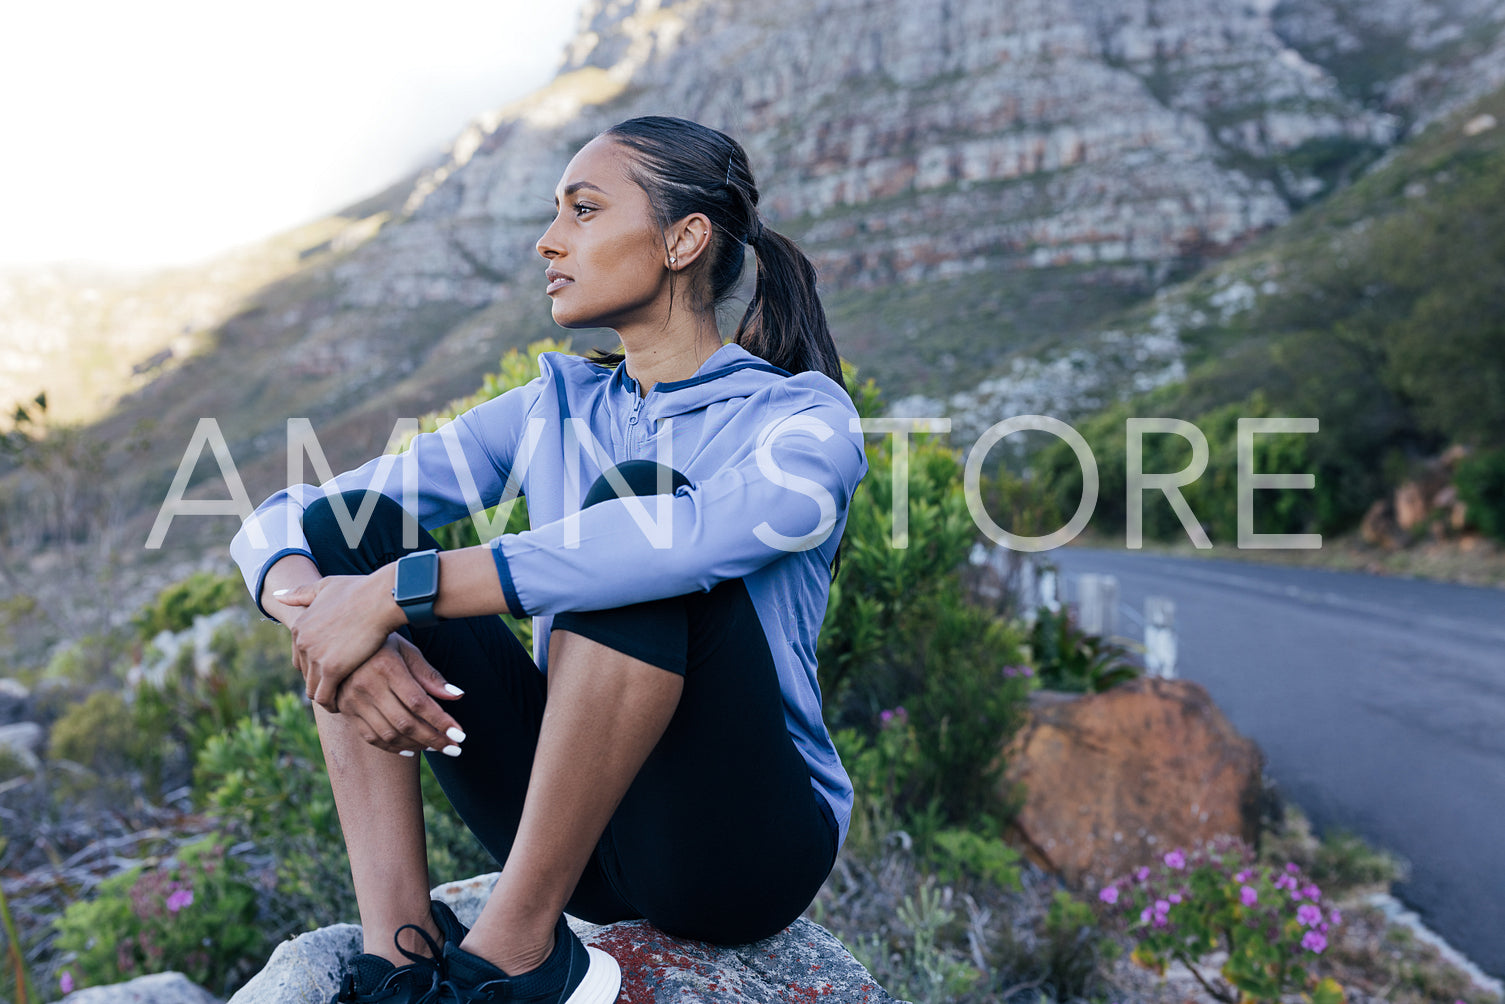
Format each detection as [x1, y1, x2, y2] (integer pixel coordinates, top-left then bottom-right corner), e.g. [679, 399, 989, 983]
[63, 971, 222, 1004]
[220, 873, 904, 1004]
[1002, 678, 1263, 887]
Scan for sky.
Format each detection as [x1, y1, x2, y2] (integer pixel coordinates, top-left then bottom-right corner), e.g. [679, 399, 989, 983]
[0, 0, 587, 270]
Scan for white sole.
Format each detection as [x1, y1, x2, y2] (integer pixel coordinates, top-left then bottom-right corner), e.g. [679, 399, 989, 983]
[562, 946, 621, 1004]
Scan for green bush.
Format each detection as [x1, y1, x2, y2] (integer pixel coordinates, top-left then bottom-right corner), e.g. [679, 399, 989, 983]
[132, 571, 245, 639]
[53, 836, 263, 997]
[48, 690, 168, 799]
[196, 692, 495, 933]
[134, 616, 302, 764]
[1027, 606, 1141, 694]
[1455, 448, 1505, 543]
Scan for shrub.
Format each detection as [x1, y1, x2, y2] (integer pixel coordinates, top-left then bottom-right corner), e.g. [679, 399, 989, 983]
[1098, 838, 1347, 1003]
[53, 836, 263, 997]
[132, 571, 245, 639]
[1027, 605, 1141, 693]
[48, 690, 168, 799]
[1455, 448, 1505, 542]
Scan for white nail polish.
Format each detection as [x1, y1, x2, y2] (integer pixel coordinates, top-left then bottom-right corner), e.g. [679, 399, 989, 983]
[272, 588, 289, 597]
[444, 684, 465, 696]
[446, 727, 467, 744]
[442, 745, 462, 757]
[399, 749, 416, 757]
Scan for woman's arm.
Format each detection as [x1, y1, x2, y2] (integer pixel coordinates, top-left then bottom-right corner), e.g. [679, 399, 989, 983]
[277, 546, 517, 710]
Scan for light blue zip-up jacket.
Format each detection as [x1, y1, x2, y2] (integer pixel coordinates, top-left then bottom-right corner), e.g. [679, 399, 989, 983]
[230, 343, 868, 845]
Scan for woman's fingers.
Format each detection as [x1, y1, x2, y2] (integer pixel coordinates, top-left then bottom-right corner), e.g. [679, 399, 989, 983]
[271, 582, 319, 607]
[337, 641, 466, 756]
[394, 635, 465, 702]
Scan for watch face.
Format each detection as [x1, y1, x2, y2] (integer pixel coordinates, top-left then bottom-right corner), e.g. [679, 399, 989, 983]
[394, 551, 439, 602]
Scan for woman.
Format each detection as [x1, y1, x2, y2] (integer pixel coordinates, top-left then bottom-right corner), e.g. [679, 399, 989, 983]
[231, 115, 867, 1004]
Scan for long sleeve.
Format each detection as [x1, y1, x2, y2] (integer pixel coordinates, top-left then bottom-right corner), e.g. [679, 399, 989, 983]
[493, 382, 867, 617]
[229, 376, 546, 614]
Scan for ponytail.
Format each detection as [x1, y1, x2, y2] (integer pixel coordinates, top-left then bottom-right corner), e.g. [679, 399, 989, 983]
[601, 116, 846, 391]
[737, 222, 844, 388]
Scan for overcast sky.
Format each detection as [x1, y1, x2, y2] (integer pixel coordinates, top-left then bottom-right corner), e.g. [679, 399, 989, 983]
[0, 1, 586, 270]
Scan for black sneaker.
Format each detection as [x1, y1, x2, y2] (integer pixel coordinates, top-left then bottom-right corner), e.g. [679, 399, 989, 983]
[436, 914, 620, 1003]
[332, 901, 471, 1004]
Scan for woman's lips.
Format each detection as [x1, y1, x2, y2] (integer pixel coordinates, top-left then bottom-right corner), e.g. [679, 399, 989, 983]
[545, 270, 573, 294]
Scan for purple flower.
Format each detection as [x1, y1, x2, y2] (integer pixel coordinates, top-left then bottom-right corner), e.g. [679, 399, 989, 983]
[1168, 892, 1183, 905]
[1274, 874, 1298, 892]
[1154, 899, 1171, 916]
[879, 709, 893, 725]
[165, 888, 194, 913]
[1135, 866, 1151, 883]
[60, 971, 75, 995]
[1297, 904, 1323, 927]
[1235, 869, 1253, 884]
[1164, 850, 1186, 870]
[1240, 885, 1258, 906]
[1286, 862, 1300, 874]
[1301, 930, 1328, 954]
[1099, 886, 1120, 905]
[1139, 906, 1152, 924]
[1301, 883, 1322, 901]
[1330, 908, 1343, 925]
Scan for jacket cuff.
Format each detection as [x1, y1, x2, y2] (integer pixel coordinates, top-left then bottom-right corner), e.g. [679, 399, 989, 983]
[490, 541, 527, 619]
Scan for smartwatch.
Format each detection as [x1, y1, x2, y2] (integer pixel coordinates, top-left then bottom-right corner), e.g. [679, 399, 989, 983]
[392, 549, 442, 628]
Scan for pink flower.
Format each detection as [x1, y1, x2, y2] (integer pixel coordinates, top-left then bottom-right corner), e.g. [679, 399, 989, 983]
[1099, 886, 1120, 905]
[1301, 930, 1327, 953]
[60, 971, 75, 995]
[1297, 904, 1323, 927]
[1163, 850, 1186, 870]
[165, 888, 194, 913]
[1240, 885, 1258, 906]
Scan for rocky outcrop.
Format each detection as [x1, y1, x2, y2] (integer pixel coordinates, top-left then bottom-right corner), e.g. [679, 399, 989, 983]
[1002, 678, 1263, 888]
[221, 873, 904, 1004]
[63, 971, 222, 1004]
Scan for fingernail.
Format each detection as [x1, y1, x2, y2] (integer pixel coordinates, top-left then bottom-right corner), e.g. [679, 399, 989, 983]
[442, 745, 462, 757]
[272, 588, 289, 597]
[444, 684, 465, 696]
[446, 727, 467, 744]
[399, 749, 416, 757]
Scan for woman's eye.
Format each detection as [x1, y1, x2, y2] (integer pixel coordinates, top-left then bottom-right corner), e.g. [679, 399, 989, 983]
[572, 203, 597, 217]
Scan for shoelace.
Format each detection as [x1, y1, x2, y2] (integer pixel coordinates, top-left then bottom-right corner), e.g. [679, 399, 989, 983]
[395, 922, 446, 1003]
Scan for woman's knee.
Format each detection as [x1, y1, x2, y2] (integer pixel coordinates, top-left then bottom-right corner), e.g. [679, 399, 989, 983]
[303, 490, 430, 573]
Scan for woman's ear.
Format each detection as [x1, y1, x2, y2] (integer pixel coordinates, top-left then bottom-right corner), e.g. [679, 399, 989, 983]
[666, 213, 713, 269]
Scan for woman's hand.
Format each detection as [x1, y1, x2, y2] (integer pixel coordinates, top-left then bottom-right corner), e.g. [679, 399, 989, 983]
[278, 573, 403, 710]
[332, 634, 467, 756]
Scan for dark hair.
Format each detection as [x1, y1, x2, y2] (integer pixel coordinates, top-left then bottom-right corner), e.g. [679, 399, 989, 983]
[594, 115, 844, 388]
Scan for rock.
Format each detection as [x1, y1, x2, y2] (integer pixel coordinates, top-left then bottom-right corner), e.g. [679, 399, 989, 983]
[1002, 678, 1263, 887]
[64, 971, 222, 1004]
[1394, 480, 1429, 531]
[226, 924, 362, 1004]
[1360, 499, 1400, 549]
[0, 721, 44, 773]
[220, 874, 905, 1003]
[0, 678, 30, 725]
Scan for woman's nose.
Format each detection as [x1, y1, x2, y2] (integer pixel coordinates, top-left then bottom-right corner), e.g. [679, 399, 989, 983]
[537, 219, 563, 260]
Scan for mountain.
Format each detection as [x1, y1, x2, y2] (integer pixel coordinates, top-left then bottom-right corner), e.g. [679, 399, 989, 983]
[3, 0, 1504, 571]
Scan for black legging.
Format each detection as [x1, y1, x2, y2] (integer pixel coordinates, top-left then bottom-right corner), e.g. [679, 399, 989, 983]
[302, 473, 838, 945]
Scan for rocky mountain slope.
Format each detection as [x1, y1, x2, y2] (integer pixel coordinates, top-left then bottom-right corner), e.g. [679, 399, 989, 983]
[3, 0, 1504, 565]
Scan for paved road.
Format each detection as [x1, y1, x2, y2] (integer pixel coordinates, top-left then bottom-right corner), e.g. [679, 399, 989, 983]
[1045, 547, 1505, 979]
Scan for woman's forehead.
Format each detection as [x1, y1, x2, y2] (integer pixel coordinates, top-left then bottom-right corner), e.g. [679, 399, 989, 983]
[554, 137, 633, 200]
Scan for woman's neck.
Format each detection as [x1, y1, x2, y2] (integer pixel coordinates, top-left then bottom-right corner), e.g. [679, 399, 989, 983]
[620, 318, 724, 396]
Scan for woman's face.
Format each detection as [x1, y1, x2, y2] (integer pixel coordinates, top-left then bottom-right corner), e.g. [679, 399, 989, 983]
[536, 136, 671, 331]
